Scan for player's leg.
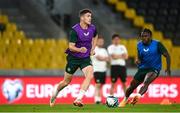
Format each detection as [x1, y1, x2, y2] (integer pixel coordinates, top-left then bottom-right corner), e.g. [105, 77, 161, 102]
[81, 65, 94, 93]
[94, 72, 103, 104]
[119, 79, 141, 107]
[119, 69, 143, 107]
[73, 65, 93, 107]
[50, 55, 78, 107]
[94, 83, 101, 104]
[110, 65, 118, 96]
[119, 66, 127, 94]
[131, 70, 158, 105]
[50, 72, 72, 107]
[110, 82, 116, 96]
[73, 57, 94, 106]
[125, 79, 140, 98]
[139, 72, 158, 95]
[122, 82, 126, 94]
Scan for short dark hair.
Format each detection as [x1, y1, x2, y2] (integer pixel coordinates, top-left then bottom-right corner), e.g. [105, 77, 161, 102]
[112, 34, 120, 40]
[97, 35, 104, 40]
[79, 9, 92, 17]
[141, 28, 152, 36]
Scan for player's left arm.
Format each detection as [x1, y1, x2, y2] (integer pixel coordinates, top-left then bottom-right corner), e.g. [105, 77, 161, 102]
[91, 29, 98, 56]
[158, 42, 171, 76]
[96, 49, 110, 61]
[96, 55, 109, 61]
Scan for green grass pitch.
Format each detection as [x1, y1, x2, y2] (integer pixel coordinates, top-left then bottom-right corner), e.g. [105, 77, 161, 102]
[0, 104, 180, 112]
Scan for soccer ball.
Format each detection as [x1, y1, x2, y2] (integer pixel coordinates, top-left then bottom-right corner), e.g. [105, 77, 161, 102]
[106, 96, 119, 108]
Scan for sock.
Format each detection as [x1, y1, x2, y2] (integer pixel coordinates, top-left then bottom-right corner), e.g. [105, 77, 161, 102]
[98, 96, 102, 102]
[95, 96, 98, 102]
[137, 93, 142, 97]
[95, 96, 101, 102]
[76, 89, 86, 101]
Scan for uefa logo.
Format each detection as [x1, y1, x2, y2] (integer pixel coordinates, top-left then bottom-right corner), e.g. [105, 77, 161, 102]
[2, 79, 23, 103]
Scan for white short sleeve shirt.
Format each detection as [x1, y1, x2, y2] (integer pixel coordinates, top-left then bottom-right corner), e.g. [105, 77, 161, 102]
[107, 44, 128, 66]
[92, 46, 109, 72]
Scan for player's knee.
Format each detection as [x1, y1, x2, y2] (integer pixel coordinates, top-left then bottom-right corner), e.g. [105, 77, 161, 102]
[63, 81, 69, 86]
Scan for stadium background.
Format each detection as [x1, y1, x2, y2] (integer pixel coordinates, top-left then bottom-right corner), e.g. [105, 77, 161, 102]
[0, 0, 180, 111]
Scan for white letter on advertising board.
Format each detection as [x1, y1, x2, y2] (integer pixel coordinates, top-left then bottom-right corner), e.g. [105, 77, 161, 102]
[26, 84, 35, 98]
[169, 84, 178, 98]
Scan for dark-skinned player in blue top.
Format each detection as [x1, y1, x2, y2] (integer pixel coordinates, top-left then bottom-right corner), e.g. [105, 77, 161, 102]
[119, 28, 171, 107]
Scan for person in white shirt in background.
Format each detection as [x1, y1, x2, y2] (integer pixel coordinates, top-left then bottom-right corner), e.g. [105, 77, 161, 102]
[107, 34, 128, 96]
[92, 36, 110, 104]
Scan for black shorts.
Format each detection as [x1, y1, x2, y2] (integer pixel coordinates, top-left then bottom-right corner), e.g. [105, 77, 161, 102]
[134, 68, 160, 83]
[65, 55, 92, 74]
[110, 65, 127, 83]
[94, 72, 106, 84]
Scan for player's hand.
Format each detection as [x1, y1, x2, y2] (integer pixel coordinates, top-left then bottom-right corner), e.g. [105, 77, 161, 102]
[135, 59, 141, 65]
[111, 54, 119, 59]
[121, 54, 128, 59]
[106, 57, 111, 62]
[79, 47, 87, 53]
[165, 69, 171, 77]
[121, 54, 126, 57]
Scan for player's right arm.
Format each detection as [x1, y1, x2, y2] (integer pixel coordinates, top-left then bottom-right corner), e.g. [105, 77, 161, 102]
[135, 46, 141, 65]
[108, 46, 128, 60]
[107, 46, 118, 60]
[119, 45, 128, 60]
[69, 43, 87, 53]
[96, 56, 109, 61]
[111, 54, 128, 60]
[68, 29, 87, 53]
[95, 49, 110, 61]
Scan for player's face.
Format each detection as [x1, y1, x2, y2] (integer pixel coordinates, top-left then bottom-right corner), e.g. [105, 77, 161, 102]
[112, 37, 120, 45]
[81, 13, 92, 25]
[141, 33, 151, 44]
[97, 38, 104, 47]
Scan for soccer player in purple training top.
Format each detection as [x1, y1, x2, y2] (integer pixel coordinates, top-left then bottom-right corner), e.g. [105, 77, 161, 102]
[50, 9, 98, 107]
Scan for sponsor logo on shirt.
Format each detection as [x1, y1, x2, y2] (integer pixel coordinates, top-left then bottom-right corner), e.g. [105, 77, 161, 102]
[143, 48, 149, 52]
[84, 32, 89, 36]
